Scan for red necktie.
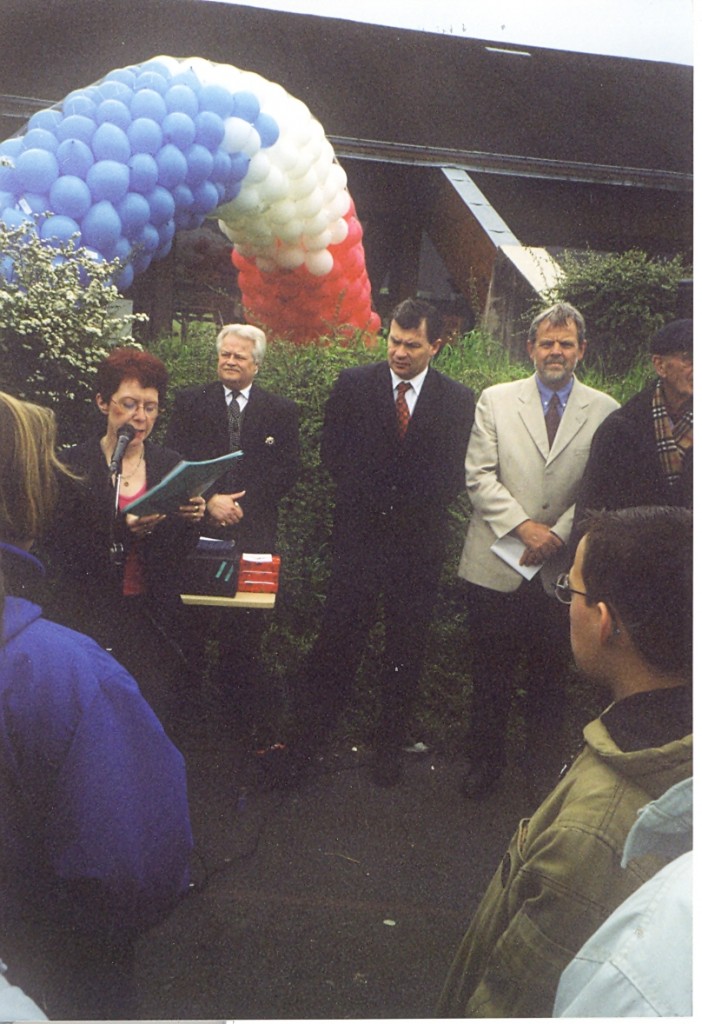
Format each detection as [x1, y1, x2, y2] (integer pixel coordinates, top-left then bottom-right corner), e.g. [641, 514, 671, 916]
[396, 381, 411, 439]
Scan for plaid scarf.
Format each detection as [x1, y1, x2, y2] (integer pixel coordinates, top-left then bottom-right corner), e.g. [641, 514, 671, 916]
[652, 379, 693, 488]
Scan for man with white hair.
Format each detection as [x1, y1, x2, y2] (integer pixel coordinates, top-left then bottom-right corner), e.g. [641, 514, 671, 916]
[166, 323, 300, 738]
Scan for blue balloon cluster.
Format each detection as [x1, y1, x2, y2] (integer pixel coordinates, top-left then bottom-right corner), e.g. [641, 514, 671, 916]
[0, 58, 280, 290]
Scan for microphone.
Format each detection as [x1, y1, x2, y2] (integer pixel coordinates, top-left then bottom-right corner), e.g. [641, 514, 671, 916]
[109, 423, 137, 474]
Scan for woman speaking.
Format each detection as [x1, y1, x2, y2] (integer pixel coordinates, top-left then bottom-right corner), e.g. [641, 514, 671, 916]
[44, 347, 205, 718]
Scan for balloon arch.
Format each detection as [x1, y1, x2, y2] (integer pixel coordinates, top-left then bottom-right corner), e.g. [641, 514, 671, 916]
[0, 55, 381, 342]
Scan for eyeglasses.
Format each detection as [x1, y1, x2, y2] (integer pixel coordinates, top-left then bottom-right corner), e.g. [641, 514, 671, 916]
[111, 397, 159, 416]
[553, 573, 589, 605]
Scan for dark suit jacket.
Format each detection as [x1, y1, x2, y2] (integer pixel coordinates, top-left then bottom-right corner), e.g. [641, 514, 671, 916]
[321, 361, 475, 565]
[573, 381, 693, 548]
[165, 380, 300, 552]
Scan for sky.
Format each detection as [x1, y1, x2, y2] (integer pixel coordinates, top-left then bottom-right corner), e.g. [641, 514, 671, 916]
[206, 0, 694, 65]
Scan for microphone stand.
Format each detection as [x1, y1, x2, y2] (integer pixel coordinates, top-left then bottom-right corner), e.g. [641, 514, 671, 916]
[109, 457, 126, 568]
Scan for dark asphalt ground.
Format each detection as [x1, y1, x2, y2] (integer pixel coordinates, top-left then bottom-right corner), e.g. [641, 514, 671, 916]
[131, 711, 552, 1021]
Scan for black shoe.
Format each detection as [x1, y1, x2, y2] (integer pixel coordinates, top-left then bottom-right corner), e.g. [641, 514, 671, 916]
[460, 763, 501, 799]
[371, 749, 403, 787]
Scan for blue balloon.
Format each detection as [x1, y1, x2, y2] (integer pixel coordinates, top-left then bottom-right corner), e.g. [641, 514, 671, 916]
[0, 189, 15, 210]
[21, 128, 59, 153]
[97, 80, 134, 105]
[184, 143, 213, 186]
[128, 153, 159, 194]
[81, 200, 122, 254]
[228, 152, 250, 182]
[157, 219, 176, 248]
[131, 250, 153, 274]
[56, 138, 94, 178]
[63, 90, 98, 118]
[191, 180, 219, 215]
[139, 59, 174, 79]
[0, 137, 25, 159]
[113, 236, 133, 262]
[117, 191, 151, 237]
[87, 159, 130, 203]
[1, 205, 35, 230]
[134, 222, 160, 253]
[162, 111, 196, 150]
[27, 108, 62, 132]
[40, 214, 80, 246]
[254, 112, 280, 148]
[130, 89, 168, 123]
[155, 144, 187, 188]
[165, 84, 199, 118]
[18, 192, 50, 216]
[145, 185, 175, 226]
[0, 162, 18, 194]
[221, 179, 241, 204]
[92, 122, 131, 163]
[15, 149, 60, 193]
[49, 175, 92, 219]
[211, 149, 232, 183]
[167, 71, 201, 94]
[194, 110, 225, 151]
[56, 114, 96, 145]
[0, 255, 16, 282]
[172, 183, 194, 211]
[127, 117, 163, 155]
[133, 70, 169, 94]
[174, 209, 200, 231]
[105, 67, 138, 89]
[96, 99, 132, 130]
[198, 84, 233, 119]
[231, 91, 260, 122]
[115, 263, 135, 292]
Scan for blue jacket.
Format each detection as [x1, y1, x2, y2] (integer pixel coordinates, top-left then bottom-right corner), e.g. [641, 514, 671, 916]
[0, 545, 193, 940]
[554, 777, 692, 1017]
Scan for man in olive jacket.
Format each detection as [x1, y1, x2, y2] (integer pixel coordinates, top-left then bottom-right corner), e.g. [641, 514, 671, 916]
[438, 506, 692, 1018]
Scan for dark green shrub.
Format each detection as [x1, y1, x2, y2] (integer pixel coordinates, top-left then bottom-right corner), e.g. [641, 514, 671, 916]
[540, 248, 689, 373]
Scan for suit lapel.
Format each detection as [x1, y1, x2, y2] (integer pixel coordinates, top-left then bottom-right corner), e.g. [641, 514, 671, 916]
[547, 377, 590, 461]
[373, 363, 400, 440]
[517, 376, 550, 460]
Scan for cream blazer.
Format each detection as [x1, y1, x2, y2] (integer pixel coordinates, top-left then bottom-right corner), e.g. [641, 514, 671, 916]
[458, 374, 620, 593]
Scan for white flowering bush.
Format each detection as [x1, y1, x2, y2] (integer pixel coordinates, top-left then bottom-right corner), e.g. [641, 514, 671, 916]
[0, 220, 146, 439]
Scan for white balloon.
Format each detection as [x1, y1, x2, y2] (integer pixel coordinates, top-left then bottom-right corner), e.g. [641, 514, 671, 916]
[218, 219, 237, 242]
[305, 249, 334, 276]
[241, 130, 261, 158]
[328, 217, 349, 245]
[276, 216, 305, 243]
[246, 152, 271, 184]
[295, 186, 324, 219]
[256, 256, 277, 273]
[288, 167, 317, 199]
[230, 185, 261, 213]
[183, 57, 215, 84]
[257, 165, 288, 203]
[268, 198, 297, 225]
[302, 228, 332, 251]
[276, 244, 306, 269]
[268, 140, 298, 172]
[328, 190, 351, 219]
[223, 117, 254, 153]
[151, 55, 182, 75]
[301, 208, 330, 236]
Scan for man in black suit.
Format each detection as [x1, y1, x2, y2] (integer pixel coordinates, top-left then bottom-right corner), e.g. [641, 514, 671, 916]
[290, 298, 475, 785]
[165, 324, 300, 737]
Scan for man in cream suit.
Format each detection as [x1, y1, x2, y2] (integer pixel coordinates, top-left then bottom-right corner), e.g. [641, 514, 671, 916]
[458, 302, 619, 798]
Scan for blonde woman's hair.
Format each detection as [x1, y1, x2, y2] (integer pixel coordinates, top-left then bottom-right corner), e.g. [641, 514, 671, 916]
[0, 391, 75, 543]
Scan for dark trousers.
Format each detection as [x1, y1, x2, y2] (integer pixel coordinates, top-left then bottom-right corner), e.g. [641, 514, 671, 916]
[294, 520, 444, 751]
[464, 576, 571, 769]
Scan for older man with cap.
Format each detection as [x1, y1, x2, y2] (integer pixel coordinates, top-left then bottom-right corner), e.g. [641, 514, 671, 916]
[574, 319, 693, 537]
